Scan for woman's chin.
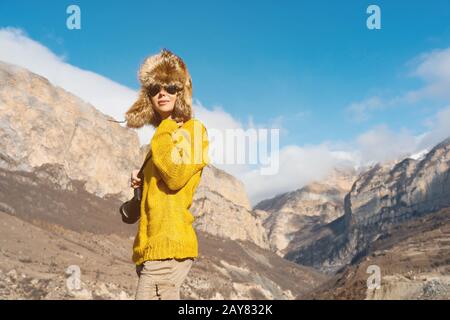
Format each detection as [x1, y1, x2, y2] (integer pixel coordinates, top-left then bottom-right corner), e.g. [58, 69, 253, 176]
[157, 109, 175, 119]
[158, 106, 174, 113]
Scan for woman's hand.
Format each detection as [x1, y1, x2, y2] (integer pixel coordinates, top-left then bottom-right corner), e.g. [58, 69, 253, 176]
[130, 169, 142, 189]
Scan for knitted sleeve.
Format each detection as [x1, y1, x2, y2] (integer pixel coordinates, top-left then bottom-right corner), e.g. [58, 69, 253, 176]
[150, 118, 210, 191]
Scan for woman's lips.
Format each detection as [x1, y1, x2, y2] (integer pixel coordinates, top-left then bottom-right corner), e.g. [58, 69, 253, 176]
[158, 100, 169, 105]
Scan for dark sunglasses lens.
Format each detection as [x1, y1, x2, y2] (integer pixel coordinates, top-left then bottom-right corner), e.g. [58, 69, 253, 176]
[149, 85, 161, 97]
[165, 85, 179, 95]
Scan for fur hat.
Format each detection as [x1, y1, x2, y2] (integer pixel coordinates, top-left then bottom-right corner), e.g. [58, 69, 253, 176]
[125, 48, 193, 128]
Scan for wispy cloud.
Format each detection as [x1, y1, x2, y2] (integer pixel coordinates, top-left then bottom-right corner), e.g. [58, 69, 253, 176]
[405, 47, 450, 102]
[345, 46, 450, 122]
[240, 143, 359, 205]
[417, 105, 450, 150]
[346, 96, 384, 122]
[355, 124, 418, 164]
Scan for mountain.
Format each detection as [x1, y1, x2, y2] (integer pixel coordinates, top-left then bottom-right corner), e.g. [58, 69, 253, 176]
[250, 138, 450, 299]
[190, 165, 269, 249]
[284, 137, 450, 274]
[0, 60, 142, 202]
[305, 207, 450, 299]
[254, 167, 359, 255]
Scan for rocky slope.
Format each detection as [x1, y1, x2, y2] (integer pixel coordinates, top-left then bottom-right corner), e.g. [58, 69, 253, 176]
[191, 165, 269, 250]
[0, 168, 327, 299]
[305, 207, 450, 299]
[285, 137, 450, 274]
[0, 60, 142, 202]
[254, 167, 358, 255]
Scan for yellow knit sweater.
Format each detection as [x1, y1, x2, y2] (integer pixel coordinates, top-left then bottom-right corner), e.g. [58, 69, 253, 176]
[132, 117, 210, 265]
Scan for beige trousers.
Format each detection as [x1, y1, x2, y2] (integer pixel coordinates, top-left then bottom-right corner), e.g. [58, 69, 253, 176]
[135, 258, 194, 300]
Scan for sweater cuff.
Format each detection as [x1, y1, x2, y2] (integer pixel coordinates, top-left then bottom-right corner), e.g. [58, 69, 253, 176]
[155, 118, 179, 135]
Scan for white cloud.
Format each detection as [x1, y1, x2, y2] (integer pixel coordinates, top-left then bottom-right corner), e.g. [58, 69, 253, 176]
[347, 105, 450, 169]
[355, 124, 418, 164]
[346, 96, 384, 122]
[417, 105, 450, 150]
[406, 47, 450, 101]
[193, 99, 244, 131]
[241, 143, 357, 205]
[346, 46, 450, 122]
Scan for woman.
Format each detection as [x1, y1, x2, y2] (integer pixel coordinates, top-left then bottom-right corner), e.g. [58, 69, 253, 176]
[124, 48, 209, 300]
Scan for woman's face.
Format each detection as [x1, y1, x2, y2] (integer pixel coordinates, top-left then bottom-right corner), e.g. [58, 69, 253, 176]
[149, 85, 178, 119]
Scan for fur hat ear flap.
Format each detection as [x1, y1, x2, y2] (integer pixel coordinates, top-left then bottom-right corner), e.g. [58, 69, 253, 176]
[183, 76, 193, 111]
[125, 88, 155, 128]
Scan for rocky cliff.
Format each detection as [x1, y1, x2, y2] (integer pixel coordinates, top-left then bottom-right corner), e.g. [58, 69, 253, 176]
[190, 165, 269, 249]
[254, 167, 358, 255]
[306, 207, 450, 299]
[285, 137, 450, 274]
[0, 60, 142, 202]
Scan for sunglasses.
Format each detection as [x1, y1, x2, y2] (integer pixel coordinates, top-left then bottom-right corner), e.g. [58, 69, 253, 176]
[147, 84, 183, 97]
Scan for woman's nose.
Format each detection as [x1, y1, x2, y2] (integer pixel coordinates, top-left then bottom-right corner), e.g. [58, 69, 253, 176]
[158, 88, 168, 96]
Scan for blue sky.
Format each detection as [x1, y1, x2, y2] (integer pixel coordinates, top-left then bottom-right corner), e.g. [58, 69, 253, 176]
[1, 0, 450, 204]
